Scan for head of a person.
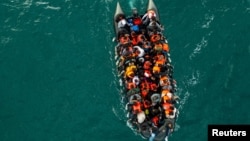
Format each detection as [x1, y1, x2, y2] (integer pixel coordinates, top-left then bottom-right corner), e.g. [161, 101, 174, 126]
[132, 8, 138, 17]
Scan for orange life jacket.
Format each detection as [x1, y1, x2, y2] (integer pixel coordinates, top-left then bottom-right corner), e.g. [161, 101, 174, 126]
[165, 109, 173, 116]
[154, 43, 163, 52]
[133, 102, 142, 114]
[150, 34, 160, 42]
[152, 116, 159, 126]
[162, 43, 170, 52]
[161, 89, 170, 97]
[119, 36, 129, 44]
[141, 89, 149, 98]
[163, 103, 173, 111]
[155, 54, 166, 66]
[127, 82, 136, 90]
[153, 65, 160, 74]
[160, 76, 170, 86]
[131, 37, 137, 45]
[163, 95, 171, 103]
[165, 110, 169, 115]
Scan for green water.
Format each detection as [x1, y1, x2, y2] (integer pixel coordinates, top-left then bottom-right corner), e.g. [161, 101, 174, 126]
[1, 0, 250, 141]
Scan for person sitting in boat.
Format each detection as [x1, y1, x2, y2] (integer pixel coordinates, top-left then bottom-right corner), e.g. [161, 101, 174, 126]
[161, 90, 179, 104]
[141, 89, 149, 98]
[137, 111, 146, 124]
[117, 28, 129, 40]
[154, 53, 166, 67]
[159, 63, 173, 79]
[153, 42, 163, 53]
[132, 75, 140, 86]
[161, 42, 170, 55]
[142, 100, 151, 116]
[141, 41, 153, 54]
[140, 79, 150, 92]
[124, 62, 137, 79]
[147, 16, 163, 33]
[127, 17, 140, 34]
[152, 64, 161, 75]
[132, 101, 143, 114]
[162, 102, 177, 119]
[130, 31, 138, 45]
[151, 115, 159, 127]
[136, 34, 147, 45]
[126, 79, 137, 90]
[149, 127, 158, 141]
[127, 87, 140, 96]
[165, 106, 177, 119]
[143, 60, 152, 70]
[127, 8, 143, 33]
[129, 93, 142, 104]
[157, 119, 175, 141]
[118, 44, 134, 67]
[116, 15, 130, 38]
[159, 75, 172, 90]
[150, 31, 162, 43]
[149, 82, 158, 92]
[136, 57, 145, 70]
[131, 8, 143, 27]
[121, 43, 134, 58]
[133, 45, 145, 58]
[142, 10, 156, 25]
[144, 69, 152, 78]
[117, 15, 129, 29]
[148, 102, 162, 118]
[119, 34, 130, 45]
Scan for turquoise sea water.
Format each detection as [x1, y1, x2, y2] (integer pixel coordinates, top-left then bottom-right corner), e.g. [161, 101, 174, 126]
[1, 0, 250, 141]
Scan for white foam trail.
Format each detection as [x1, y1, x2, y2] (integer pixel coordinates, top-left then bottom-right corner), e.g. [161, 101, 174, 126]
[44, 5, 61, 10]
[1, 36, 12, 47]
[177, 70, 200, 115]
[35, 1, 49, 6]
[189, 36, 208, 60]
[187, 70, 200, 87]
[23, 0, 33, 8]
[201, 14, 214, 28]
[177, 90, 190, 112]
[201, 0, 207, 7]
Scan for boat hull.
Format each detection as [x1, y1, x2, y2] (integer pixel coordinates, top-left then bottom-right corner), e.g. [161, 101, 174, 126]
[113, 0, 179, 141]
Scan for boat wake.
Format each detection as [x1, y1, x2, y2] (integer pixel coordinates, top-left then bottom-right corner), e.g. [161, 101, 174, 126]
[177, 70, 200, 120]
[189, 37, 208, 60]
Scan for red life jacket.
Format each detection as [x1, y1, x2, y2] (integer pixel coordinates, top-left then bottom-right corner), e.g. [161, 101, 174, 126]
[133, 18, 142, 25]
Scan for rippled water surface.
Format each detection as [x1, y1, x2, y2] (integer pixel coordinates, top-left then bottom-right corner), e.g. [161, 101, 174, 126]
[1, 0, 250, 141]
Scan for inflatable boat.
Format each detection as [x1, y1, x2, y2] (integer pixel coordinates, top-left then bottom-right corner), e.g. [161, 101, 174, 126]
[113, 0, 179, 140]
